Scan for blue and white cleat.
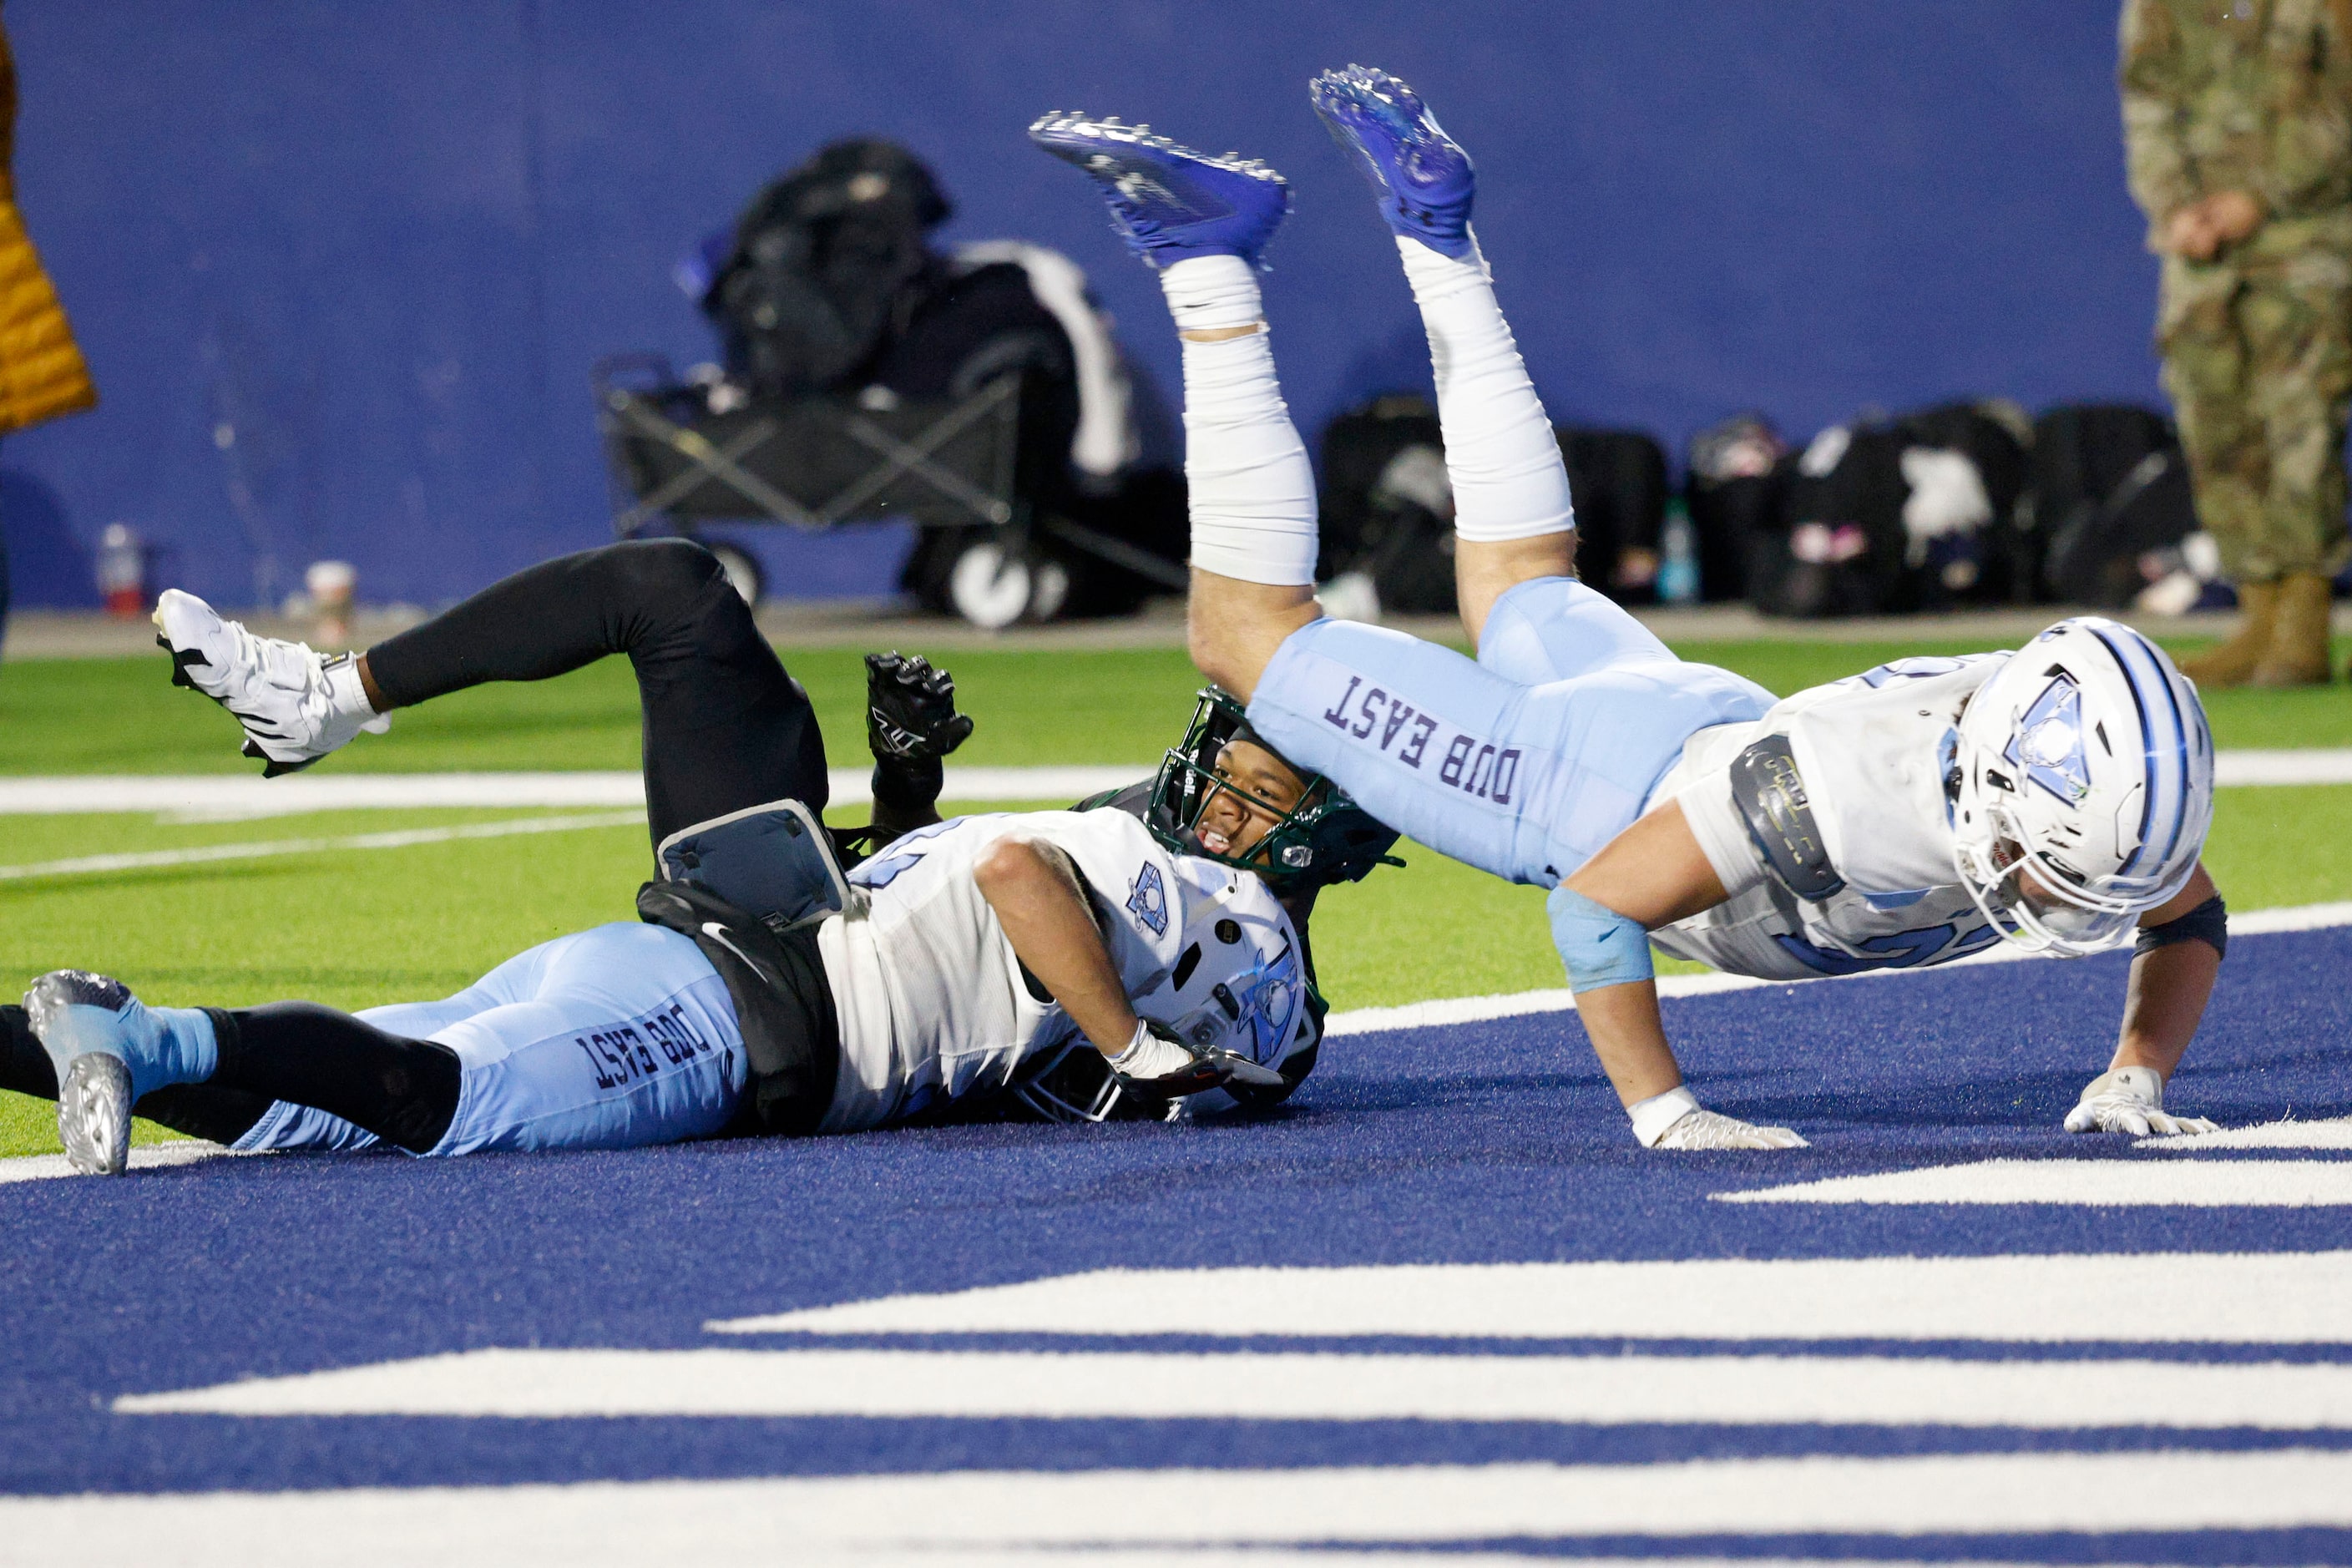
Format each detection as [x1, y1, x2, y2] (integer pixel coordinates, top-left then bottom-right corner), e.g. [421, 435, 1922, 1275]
[153, 589, 388, 778]
[1309, 64, 1477, 260]
[1028, 113, 1290, 268]
[23, 971, 218, 1176]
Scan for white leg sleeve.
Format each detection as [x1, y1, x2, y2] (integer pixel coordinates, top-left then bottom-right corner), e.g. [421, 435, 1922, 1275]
[1161, 255, 1319, 587]
[1396, 235, 1576, 543]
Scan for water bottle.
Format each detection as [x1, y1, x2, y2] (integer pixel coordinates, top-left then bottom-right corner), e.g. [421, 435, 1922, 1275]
[97, 523, 146, 618]
[1657, 498, 1701, 605]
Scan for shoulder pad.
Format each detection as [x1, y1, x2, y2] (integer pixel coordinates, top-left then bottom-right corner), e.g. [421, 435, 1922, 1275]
[1727, 734, 1845, 902]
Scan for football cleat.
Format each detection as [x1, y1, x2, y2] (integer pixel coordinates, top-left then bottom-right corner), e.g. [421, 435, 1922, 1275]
[23, 970, 220, 1176]
[23, 971, 139, 1176]
[1309, 64, 1477, 260]
[1028, 112, 1291, 268]
[153, 589, 388, 776]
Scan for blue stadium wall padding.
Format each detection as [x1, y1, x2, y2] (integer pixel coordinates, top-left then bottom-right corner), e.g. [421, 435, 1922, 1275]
[0, 2, 2158, 609]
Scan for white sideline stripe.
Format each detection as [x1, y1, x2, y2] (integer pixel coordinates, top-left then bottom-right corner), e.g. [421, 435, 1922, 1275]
[2142, 1115, 2352, 1151]
[1717, 1157, 2352, 1207]
[0, 1142, 235, 1184]
[0, 766, 1139, 819]
[1325, 897, 2352, 1036]
[113, 1345, 2352, 1429]
[2214, 746, 2352, 784]
[0, 751, 2335, 818]
[0, 812, 645, 882]
[8, 1453, 2352, 1560]
[706, 1252, 2352, 1343]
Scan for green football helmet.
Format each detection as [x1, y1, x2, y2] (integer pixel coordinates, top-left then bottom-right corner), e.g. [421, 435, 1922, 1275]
[1144, 686, 1402, 892]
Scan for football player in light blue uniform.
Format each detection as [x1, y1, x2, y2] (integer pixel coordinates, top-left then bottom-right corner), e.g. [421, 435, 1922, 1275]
[1035, 68, 2230, 1151]
[9, 550, 1327, 1176]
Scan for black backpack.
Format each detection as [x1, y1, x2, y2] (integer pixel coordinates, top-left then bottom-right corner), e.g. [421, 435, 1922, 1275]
[2029, 404, 2198, 608]
[1746, 402, 2030, 618]
[705, 139, 953, 397]
[1888, 401, 2033, 609]
[1557, 428, 1670, 603]
[1315, 396, 1456, 613]
[1685, 413, 1791, 604]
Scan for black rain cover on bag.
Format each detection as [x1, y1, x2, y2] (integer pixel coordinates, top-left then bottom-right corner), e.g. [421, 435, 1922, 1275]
[2030, 404, 2198, 609]
[704, 139, 953, 397]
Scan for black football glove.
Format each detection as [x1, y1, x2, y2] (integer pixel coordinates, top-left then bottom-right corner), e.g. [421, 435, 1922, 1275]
[866, 651, 974, 761]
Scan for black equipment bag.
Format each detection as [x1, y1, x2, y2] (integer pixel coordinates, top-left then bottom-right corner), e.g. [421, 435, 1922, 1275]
[1748, 422, 1909, 618]
[705, 139, 953, 397]
[1315, 394, 1450, 608]
[1685, 414, 1790, 604]
[1746, 402, 2030, 618]
[1888, 400, 2032, 609]
[1312, 400, 1672, 614]
[2029, 404, 2198, 609]
[1557, 428, 1670, 604]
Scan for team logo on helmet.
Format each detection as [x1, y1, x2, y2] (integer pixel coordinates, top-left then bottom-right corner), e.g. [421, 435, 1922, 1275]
[2002, 675, 2092, 806]
[1125, 862, 1169, 936]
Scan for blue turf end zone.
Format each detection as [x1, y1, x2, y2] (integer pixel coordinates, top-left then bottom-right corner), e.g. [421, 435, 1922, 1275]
[3, 928, 2349, 1561]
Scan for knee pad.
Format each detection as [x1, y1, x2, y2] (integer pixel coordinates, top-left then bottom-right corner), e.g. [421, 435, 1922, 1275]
[1545, 885, 1654, 994]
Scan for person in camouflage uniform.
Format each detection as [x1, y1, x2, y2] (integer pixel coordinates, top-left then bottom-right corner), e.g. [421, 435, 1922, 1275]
[2122, 0, 2352, 686]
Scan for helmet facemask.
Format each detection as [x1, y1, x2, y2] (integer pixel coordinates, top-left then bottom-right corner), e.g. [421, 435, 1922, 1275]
[1953, 812, 2142, 956]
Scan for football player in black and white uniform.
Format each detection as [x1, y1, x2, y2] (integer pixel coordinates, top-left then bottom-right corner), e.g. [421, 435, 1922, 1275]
[7, 540, 1395, 1174]
[1037, 68, 2231, 1152]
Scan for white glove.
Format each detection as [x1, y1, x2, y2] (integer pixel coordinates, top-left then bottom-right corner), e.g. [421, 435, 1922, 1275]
[2063, 1065, 2218, 1136]
[1628, 1085, 1809, 1151]
[1105, 1019, 1282, 1099]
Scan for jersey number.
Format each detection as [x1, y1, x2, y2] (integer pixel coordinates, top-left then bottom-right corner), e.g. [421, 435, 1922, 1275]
[1771, 921, 2000, 976]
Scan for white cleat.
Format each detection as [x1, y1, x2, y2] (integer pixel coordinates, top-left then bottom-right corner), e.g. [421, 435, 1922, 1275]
[152, 589, 388, 776]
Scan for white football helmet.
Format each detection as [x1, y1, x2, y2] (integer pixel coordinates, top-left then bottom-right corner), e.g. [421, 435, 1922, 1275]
[1950, 617, 2213, 956]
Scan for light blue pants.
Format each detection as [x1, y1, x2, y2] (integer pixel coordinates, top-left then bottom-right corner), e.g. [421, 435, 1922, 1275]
[233, 923, 747, 1156]
[1247, 578, 1773, 888]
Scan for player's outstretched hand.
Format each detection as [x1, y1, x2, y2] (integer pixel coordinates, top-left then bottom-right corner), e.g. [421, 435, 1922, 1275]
[866, 652, 974, 761]
[1651, 1108, 1810, 1151]
[1107, 1019, 1284, 1100]
[2062, 1066, 2218, 1137]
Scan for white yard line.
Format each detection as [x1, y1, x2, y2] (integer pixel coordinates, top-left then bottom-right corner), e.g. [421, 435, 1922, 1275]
[707, 1252, 2352, 1344]
[0, 812, 645, 882]
[7, 1452, 2352, 1560]
[1714, 1158, 2352, 1208]
[111, 1344, 2352, 1429]
[2215, 746, 2352, 785]
[0, 766, 1142, 820]
[0, 1142, 240, 1183]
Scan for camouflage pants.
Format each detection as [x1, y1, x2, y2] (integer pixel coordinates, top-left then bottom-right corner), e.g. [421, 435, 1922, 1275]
[2159, 250, 2352, 582]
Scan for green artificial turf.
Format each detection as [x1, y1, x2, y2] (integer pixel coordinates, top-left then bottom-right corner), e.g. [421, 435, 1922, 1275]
[3, 632, 2344, 776]
[3, 631, 2348, 1159]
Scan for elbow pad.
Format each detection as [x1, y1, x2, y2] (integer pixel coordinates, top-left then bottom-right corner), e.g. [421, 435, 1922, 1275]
[1546, 885, 1655, 994]
[2134, 893, 2226, 963]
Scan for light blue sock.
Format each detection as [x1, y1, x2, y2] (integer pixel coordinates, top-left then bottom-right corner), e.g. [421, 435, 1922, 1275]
[130, 1004, 220, 1101]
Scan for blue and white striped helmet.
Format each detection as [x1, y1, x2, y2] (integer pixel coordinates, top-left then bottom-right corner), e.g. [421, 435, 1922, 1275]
[1950, 617, 2213, 955]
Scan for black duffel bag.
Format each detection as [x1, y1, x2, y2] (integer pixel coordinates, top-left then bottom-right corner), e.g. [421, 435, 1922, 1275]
[2029, 403, 2198, 609]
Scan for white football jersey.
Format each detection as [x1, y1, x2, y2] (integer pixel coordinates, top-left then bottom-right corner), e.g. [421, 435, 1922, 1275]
[812, 809, 1309, 1131]
[1649, 655, 2012, 981]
